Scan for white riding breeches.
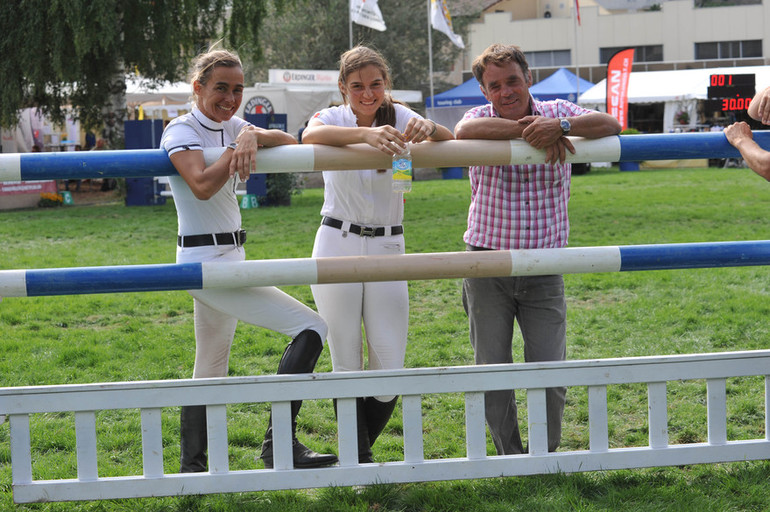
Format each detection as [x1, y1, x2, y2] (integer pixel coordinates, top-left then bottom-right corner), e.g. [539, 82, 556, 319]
[311, 224, 408, 400]
[177, 244, 327, 379]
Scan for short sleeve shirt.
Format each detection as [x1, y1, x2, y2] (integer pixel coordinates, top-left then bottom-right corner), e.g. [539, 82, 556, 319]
[462, 97, 594, 250]
[160, 107, 250, 236]
[312, 103, 422, 226]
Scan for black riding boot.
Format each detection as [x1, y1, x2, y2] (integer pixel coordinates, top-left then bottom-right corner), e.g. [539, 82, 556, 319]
[356, 398, 374, 463]
[180, 405, 208, 473]
[333, 397, 373, 463]
[261, 330, 338, 469]
[364, 396, 398, 447]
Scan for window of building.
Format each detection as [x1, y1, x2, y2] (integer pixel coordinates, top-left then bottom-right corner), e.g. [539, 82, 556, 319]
[599, 45, 663, 64]
[525, 50, 571, 67]
[742, 40, 762, 58]
[695, 40, 762, 60]
[694, 0, 761, 7]
[696, 42, 718, 60]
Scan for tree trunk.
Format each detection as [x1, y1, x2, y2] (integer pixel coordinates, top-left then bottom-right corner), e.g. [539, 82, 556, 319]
[101, 64, 127, 149]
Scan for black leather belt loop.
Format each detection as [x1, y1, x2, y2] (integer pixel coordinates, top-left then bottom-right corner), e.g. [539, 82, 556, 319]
[322, 216, 403, 237]
[178, 229, 246, 247]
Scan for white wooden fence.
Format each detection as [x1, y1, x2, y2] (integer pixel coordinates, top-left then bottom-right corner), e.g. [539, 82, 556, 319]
[2, 350, 768, 503]
[2, 138, 770, 503]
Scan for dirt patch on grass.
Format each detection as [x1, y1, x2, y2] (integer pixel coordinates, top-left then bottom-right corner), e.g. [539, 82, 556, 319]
[60, 180, 123, 206]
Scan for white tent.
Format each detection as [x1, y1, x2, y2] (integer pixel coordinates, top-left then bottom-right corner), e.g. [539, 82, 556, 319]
[125, 77, 192, 120]
[125, 77, 192, 105]
[236, 84, 337, 137]
[578, 65, 770, 133]
[125, 76, 422, 137]
[125, 79, 335, 134]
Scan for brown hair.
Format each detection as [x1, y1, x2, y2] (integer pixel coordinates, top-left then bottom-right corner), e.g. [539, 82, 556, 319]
[338, 45, 400, 127]
[472, 44, 530, 87]
[189, 45, 242, 102]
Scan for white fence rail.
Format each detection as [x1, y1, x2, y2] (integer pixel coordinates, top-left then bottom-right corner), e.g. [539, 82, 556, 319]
[2, 350, 769, 503]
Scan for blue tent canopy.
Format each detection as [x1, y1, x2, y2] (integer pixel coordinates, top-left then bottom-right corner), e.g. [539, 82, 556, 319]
[530, 68, 594, 102]
[425, 77, 485, 109]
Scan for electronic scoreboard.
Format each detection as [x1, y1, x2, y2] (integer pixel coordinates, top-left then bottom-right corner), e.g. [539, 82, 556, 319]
[707, 74, 755, 113]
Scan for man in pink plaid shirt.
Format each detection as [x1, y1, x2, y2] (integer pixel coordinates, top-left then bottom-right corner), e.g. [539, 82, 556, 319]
[455, 44, 620, 456]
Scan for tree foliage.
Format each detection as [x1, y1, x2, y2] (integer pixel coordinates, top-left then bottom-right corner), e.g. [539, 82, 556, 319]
[245, 0, 478, 109]
[0, 0, 282, 136]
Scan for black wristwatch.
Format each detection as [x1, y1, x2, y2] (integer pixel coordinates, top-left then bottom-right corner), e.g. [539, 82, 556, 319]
[559, 118, 571, 136]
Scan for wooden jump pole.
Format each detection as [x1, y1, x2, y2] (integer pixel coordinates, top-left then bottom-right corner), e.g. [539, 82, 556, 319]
[1, 241, 768, 297]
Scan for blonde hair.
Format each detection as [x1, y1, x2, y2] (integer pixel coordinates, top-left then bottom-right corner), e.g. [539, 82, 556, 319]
[338, 46, 400, 127]
[189, 44, 242, 102]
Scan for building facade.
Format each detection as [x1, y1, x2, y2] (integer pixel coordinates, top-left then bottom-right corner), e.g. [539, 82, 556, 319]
[465, 0, 768, 84]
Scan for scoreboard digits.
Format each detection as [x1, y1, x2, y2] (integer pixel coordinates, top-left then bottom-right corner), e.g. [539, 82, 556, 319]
[707, 74, 755, 113]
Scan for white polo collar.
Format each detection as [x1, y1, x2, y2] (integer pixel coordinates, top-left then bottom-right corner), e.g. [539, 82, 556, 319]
[191, 106, 224, 131]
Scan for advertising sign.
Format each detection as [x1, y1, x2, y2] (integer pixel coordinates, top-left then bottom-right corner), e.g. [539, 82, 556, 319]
[606, 48, 635, 130]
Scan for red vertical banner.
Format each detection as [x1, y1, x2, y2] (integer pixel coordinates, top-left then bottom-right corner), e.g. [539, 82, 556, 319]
[606, 48, 635, 130]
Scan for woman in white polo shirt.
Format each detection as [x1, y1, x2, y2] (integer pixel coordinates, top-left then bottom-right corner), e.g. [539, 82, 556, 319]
[160, 46, 337, 472]
[302, 45, 453, 463]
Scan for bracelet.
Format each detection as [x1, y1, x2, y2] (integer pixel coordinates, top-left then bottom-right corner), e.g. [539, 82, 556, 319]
[428, 120, 437, 138]
[227, 142, 238, 151]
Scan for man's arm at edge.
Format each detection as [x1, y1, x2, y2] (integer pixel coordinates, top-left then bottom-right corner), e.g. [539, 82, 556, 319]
[454, 117, 526, 140]
[567, 112, 621, 139]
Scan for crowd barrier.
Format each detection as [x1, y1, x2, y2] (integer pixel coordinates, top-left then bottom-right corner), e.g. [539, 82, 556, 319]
[1, 135, 769, 503]
[1, 131, 769, 181]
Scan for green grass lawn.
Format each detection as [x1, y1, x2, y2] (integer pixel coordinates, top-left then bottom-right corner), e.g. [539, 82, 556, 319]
[0, 166, 769, 511]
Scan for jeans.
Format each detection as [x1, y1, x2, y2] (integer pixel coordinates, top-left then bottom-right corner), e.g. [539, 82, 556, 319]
[462, 256, 567, 455]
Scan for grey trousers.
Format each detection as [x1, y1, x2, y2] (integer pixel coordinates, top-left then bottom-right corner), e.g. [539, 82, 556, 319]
[462, 269, 567, 455]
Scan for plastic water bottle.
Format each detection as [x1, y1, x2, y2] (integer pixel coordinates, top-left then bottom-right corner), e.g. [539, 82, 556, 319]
[392, 143, 412, 193]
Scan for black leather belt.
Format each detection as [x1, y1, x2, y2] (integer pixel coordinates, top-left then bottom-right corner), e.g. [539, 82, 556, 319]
[178, 230, 246, 247]
[322, 216, 403, 237]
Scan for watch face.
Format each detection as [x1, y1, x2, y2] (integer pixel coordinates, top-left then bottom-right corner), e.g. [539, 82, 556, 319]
[560, 119, 571, 134]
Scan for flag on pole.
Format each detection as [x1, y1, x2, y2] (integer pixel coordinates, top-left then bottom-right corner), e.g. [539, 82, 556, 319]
[350, 0, 387, 32]
[575, 0, 581, 26]
[430, 0, 464, 49]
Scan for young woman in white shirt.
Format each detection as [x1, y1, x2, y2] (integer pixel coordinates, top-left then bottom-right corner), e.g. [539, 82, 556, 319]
[302, 45, 453, 463]
[161, 46, 337, 472]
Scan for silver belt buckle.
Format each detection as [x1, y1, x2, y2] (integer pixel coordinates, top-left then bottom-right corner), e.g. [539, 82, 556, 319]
[360, 226, 376, 237]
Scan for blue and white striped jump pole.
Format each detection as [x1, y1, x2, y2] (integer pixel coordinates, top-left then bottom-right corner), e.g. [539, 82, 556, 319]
[1, 132, 769, 182]
[1, 241, 768, 297]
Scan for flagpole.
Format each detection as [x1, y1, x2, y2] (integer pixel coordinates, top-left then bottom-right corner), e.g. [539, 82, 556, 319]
[574, 0, 580, 101]
[427, 0, 435, 120]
